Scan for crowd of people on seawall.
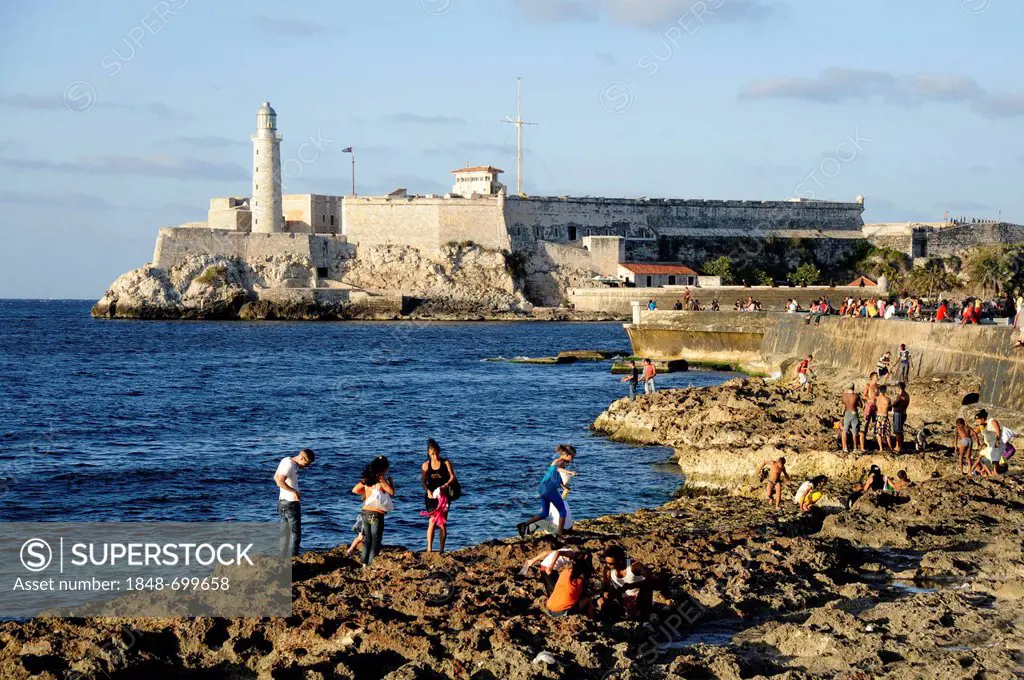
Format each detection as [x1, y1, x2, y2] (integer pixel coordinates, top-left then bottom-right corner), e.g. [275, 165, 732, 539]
[791, 291, 1023, 335]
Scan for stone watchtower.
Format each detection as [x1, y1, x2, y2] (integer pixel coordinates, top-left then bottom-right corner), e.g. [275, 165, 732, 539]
[251, 101, 283, 233]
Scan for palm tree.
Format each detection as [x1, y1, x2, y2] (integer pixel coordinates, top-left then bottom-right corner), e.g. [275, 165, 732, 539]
[966, 248, 1009, 296]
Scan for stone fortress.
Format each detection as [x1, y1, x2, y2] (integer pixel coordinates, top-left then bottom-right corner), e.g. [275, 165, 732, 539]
[98, 101, 1024, 319]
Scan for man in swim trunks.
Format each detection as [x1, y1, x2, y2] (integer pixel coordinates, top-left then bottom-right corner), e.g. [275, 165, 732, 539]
[875, 386, 892, 452]
[758, 457, 789, 509]
[891, 382, 911, 452]
[861, 372, 880, 451]
[840, 383, 862, 453]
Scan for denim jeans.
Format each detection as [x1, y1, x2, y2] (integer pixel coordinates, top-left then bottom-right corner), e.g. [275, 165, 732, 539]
[644, 379, 656, 394]
[628, 381, 638, 400]
[278, 500, 301, 557]
[360, 511, 385, 566]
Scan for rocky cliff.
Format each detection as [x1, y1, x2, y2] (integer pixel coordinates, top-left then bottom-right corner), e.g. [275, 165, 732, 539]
[91, 243, 543, 321]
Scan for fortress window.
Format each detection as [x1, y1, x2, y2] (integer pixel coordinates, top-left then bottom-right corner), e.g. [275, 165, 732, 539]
[646, 276, 653, 286]
[316, 267, 328, 278]
[669, 276, 676, 285]
[330, 215, 335, 226]
[568, 226, 578, 240]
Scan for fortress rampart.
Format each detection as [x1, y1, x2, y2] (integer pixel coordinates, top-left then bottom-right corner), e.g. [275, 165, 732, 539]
[153, 228, 354, 273]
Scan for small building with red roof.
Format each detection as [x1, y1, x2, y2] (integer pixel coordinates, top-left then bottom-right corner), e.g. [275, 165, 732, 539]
[618, 262, 699, 287]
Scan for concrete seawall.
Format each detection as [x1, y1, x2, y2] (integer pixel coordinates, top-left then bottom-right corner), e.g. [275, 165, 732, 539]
[626, 311, 1024, 412]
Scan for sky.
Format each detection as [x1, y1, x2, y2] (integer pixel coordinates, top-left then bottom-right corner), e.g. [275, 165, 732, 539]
[1, 0, 1022, 298]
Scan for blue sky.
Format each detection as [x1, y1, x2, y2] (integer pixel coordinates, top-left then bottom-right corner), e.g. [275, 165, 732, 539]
[1, 0, 1022, 298]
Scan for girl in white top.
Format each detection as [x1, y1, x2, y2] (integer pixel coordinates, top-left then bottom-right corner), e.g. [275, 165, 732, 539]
[352, 456, 395, 567]
[971, 410, 1004, 476]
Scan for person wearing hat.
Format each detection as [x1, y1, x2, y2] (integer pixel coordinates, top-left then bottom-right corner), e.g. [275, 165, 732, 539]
[846, 465, 886, 509]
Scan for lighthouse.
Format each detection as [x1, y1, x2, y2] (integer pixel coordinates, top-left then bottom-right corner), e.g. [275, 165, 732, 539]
[251, 101, 283, 233]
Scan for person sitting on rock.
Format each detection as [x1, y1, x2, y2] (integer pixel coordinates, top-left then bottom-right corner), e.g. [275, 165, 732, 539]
[794, 475, 828, 512]
[520, 547, 579, 595]
[758, 457, 789, 509]
[544, 550, 594, 618]
[888, 470, 913, 494]
[846, 464, 886, 508]
[597, 545, 655, 622]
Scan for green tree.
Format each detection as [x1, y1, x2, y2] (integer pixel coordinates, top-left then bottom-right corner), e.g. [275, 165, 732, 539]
[752, 269, 774, 286]
[856, 246, 912, 289]
[787, 263, 821, 287]
[701, 256, 733, 284]
[965, 247, 1010, 296]
[905, 260, 958, 299]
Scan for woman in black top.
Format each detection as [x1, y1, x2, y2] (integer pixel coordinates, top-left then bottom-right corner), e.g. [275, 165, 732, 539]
[421, 438, 456, 553]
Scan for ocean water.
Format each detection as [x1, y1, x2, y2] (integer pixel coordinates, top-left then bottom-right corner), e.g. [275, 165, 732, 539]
[0, 300, 729, 551]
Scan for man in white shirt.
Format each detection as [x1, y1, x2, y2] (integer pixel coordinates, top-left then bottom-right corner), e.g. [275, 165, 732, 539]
[275, 448, 315, 556]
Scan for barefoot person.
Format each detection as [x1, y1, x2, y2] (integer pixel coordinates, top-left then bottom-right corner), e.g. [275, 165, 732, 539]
[971, 410, 1005, 477]
[790, 355, 814, 397]
[861, 373, 880, 451]
[274, 448, 315, 557]
[896, 344, 912, 384]
[641, 359, 657, 395]
[758, 457, 789, 509]
[598, 545, 655, 621]
[518, 445, 576, 538]
[794, 475, 828, 512]
[840, 383, 862, 453]
[954, 417, 975, 474]
[420, 438, 457, 553]
[352, 456, 395, 567]
[875, 386, 893, 452]
[891, 383, 911, 452]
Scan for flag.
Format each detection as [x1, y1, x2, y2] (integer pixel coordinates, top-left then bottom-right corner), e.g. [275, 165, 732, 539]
[342, 147, 353, 153]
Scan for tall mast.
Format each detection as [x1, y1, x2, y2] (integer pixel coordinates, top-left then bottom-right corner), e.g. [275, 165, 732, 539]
[504, 77, 537, 195]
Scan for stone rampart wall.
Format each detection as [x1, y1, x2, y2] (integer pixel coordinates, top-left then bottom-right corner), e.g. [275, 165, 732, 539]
[342, 196, 510, 252]
[152, 228, 354, 271]
[504, 196, 864, 250]
[920, 223, 1024, 257]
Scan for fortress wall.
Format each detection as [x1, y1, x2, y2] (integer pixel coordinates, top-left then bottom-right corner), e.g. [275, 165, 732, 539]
[436, 200, 511, 251]
[342, 196, 509, 252]
[922, 223, 1024, 257]
[153, 228, 353, 271]
[504, 196, 865, 250]
[343, 199, 442, 251]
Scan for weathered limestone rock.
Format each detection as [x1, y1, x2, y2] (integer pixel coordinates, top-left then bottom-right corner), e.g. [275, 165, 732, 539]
[338, 243, 530, 315]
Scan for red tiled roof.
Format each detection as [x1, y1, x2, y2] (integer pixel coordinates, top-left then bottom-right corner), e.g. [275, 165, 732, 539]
[620, 263, 698, 276]
[847, 276, 878, 287]
[451, 166, 504, 174]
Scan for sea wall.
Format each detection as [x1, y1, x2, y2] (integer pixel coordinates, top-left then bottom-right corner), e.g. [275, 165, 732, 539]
[626, 311, 1024, 411]
[570, 285, 882, 315]
[153, 228, 354, 273]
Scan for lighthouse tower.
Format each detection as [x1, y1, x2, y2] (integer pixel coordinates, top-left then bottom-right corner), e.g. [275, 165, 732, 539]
[251, 101, 283, 233]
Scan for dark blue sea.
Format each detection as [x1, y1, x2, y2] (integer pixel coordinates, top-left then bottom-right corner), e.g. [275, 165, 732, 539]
[0, 300, 728, 552]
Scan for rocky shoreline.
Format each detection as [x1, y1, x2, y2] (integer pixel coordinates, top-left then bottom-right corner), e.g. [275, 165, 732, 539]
[4, 376, 1024, 679]
[90, 243, 628, 323]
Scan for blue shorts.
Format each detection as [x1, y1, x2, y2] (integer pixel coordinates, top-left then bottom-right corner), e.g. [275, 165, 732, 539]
[540, 492, 567, 519]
